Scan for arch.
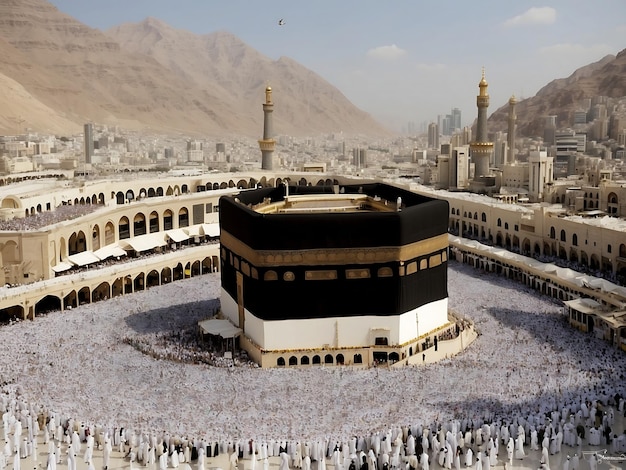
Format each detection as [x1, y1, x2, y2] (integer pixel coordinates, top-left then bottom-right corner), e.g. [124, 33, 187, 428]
[389, 352, 400, 363]
[92, 282, 110, 302]
[572, 233, 578, 246]
[277, 357, 285, 367]
[68, 231, 86, 255]
[607, 192, 618, 215]
[116, 191, 125, 205]
[156, 187, 164, 197]
[161, 267, 172, 284]
[181, 184, 188, 194]
[473, 212, 478, 220]
[288, 356, 298, 366]
[78, 286, 90, 305]
[569, 248, 578, 263]
[312, 355, 321, 365]
[125, 189, 135, 202]
[105, 222, 115, 245]
[146, 270, 160, 288]
[92, 224, 101, 251]
[163, 210, 173, 230]
[560, 229, 566, 242]
[481, 212, 486, 222]
[543, 242, 551, 257]
[173, 263, 184, 281]
[1, 240, 19, 263]
[111, 278, 123, 298]
[590, 254, 600, 270]
[550, 227, 556, 239]
[336, 353, 345, 365]
[237, 179, 248, 189]
[148, 188, 156, 198]
[133, 273, 145, 292]
[1, 196, 21, 209]
[98, 193, 105, 204]
[534, 243, 541, 256]
[191, 260, 201, 277]
[149, 211, 159, 233]
[559, 246, 567, 260]
[580, 251, 589, 267]
[353, 354, 363, 364]
[324, 354, 333, 364]
[138, 188, 147, 199]
[36, 203, 42, 213]
[133, 212, 147, 236]
[620, 244, 626, 258]
[119, 216, 130, 240]
[202, 257, 213, 274]
[64, 291, 77, 310]
[0, 305, 24, 323]
[35, 295, 61, 315]
[496, 233, 503, 247]
[521, 238, 531, 255]
[300, 356, 310, 365]
[178, 208, 189, 227]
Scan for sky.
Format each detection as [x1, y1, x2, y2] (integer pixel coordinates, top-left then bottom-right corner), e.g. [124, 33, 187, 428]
[48, 0, 626, 133]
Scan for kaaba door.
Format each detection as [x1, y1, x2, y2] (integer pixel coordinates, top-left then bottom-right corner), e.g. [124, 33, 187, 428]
[236, 272, 245, 332]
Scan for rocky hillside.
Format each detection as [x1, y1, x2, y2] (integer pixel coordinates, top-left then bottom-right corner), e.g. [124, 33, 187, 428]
[0, 0, 390, 137]
[489, 50, 626, 137]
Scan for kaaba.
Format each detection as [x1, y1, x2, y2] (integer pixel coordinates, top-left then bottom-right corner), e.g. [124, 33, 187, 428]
[219, 182, 449, 367]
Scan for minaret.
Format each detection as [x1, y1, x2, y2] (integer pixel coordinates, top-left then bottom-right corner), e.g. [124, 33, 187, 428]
[507, 94, 517, 164]
[469, 68, 493, 180]
[259, 86, 276, 171]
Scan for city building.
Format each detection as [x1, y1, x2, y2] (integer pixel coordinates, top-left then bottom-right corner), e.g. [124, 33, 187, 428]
[84, 123, 94, 164]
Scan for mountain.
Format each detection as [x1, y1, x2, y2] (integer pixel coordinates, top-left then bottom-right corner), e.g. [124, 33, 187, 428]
[107, 18, 390, 137]
[489, 50, 626, 137]
[0, 1, 389, 137]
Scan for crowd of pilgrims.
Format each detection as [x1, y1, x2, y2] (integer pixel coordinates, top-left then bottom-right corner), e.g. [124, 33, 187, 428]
[1, 388, 625, 470]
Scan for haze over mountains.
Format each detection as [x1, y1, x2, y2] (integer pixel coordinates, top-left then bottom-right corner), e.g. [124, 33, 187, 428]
[489, 49, 626, 137]
[0, 0, 623, 140]
[0, 0, 389, 137]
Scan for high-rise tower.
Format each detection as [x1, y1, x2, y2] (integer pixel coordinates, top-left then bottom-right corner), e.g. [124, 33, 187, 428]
[507, 94, 517, 164]
[84, 123, 94, 164]
[259, 86, 276, 171]
[469, 69, 493, 180]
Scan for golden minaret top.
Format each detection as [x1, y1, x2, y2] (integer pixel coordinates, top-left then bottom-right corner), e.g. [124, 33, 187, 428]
[265, 86, 273, 105]
[479, 67, 488, 94]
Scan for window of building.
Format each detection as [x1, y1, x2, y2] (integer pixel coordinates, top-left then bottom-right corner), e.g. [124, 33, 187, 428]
[560, 230, 566, 242]
[419, 259, 428, 270]
[264, 270, 278, 281]
[375, 337, 388, 346]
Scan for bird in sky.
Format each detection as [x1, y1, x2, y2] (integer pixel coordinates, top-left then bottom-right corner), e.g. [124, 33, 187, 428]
[278, 19, 285, 26]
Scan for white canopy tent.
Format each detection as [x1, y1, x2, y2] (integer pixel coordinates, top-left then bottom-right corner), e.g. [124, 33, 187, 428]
[166, 228, 189, 243]
[67, 251, 101, 267]
[198, 319, 242, 338]
[118, 232, 167, 253]
[201, 223, 220, 238]
[93, 244, 128, 261]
